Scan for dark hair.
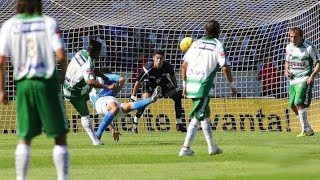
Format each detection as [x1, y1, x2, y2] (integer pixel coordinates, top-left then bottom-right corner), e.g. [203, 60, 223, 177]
[88, 39, 102, 53]
[153, 49, 165, 56]
[16, 0, 42, 15]
[289, 27, 303, 37]
[205, 19, 220, 38]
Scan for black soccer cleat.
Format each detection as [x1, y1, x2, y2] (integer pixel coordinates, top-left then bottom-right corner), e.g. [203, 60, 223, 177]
[176, 123, 187, 132]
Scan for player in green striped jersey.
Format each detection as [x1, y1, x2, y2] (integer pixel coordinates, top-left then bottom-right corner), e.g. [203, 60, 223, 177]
[63, 40, 117, 145]
[0, 0, 69, 179]
[285, 27, 320, 137]
[179, 19, 237, 156]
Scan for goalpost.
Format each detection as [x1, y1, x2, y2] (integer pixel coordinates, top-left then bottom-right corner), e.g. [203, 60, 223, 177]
[1, 0, 320, 133]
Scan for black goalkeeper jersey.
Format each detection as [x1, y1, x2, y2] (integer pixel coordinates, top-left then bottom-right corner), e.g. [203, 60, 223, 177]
[136, 61, 176, 93]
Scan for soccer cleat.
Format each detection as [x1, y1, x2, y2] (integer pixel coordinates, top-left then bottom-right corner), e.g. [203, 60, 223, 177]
[93, 133, 105, 145]
[176, 123, 187, 132]
[131, 123, 139, 134]
[296, 132, 306, 137]
[93, 139, 105, 145]
[150, 86, 162, 102]
[306, 129, 315, 136]
[209, 147, 223, 155]
[179, 148, 194, 156]
[297, 129, 315, 137]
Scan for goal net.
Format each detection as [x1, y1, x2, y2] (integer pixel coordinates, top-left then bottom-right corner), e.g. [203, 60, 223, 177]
[1, 0, 320, 133]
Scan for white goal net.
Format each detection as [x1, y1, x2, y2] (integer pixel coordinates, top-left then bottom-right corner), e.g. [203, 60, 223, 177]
[1, 0, 320, 133]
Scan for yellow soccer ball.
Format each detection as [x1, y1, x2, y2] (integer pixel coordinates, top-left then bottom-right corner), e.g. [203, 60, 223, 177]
[180, 37, 193, 52]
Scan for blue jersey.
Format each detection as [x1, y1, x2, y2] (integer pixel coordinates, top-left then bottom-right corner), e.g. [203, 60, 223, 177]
[89, 73, 120, 106]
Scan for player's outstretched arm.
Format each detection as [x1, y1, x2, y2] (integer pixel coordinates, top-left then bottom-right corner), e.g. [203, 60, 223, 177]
[87, 79, 117, 90]
[94, 69, 109, 81]
[130, 81, 142, 101]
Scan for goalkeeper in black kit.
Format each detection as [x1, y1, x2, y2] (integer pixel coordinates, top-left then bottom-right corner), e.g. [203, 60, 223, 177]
[130, 50, 187, 133]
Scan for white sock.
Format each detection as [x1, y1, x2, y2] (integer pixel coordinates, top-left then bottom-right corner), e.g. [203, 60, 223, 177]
[182, 118, 199, 148]
[201, 118, 216, 153]
[81, 115, 99, 143]
[175, 118, 182, 124]
[53, 145, 69, 180]
[296, 115, 302, 129]
[15, 144, 30, 180]
[298, 109, 310, 132]
[133, 116, 139, 124]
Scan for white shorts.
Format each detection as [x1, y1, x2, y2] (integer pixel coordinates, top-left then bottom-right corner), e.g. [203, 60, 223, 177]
[94, 96, 124, 119]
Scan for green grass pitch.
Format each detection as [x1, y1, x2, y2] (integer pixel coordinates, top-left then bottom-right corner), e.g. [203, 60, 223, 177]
[1, 131, 320, 180]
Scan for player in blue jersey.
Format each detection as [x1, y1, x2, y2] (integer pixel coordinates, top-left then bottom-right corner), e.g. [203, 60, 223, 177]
[89, 68, 124, 141]
[89, 71, 162, 141]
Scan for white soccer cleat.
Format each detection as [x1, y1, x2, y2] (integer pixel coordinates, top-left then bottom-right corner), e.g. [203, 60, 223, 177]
[93, 133, 105, 145]
[179, 148, 194, 156]
[93, 139, 105, 146]
[209, 147, 223, 155]
[92, 137, 104, 146]
[151, 86, 162, 102]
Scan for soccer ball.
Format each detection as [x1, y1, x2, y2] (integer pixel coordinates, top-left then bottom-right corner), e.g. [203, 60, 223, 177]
[179, 37, 193, 52]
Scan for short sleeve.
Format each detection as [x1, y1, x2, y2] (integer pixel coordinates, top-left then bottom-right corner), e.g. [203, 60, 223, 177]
[308, 43, 320, 62]
[48, 17, 64, 51]
[183, 42, 194, 63]
[83, 60, 95, 82]
[0, 21, 11, 56]
[136, 62, 151, 82]
[285, 45, 291, 62]
[216, 43, 230, 67]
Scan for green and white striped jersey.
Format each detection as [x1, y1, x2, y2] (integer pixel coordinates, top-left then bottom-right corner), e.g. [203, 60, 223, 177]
[285, 40, 320, 85]
[63, 50, 95, 98]
[183, 37, 230, 98]
[0, 14, 64, 80]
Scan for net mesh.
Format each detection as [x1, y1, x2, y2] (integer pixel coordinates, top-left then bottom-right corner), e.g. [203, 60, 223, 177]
[1, 0, 320, 133]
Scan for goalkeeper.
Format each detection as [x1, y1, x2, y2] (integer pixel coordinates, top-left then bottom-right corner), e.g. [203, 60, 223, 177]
[90, 72, 161, 141]
[130, 50, 187, 133]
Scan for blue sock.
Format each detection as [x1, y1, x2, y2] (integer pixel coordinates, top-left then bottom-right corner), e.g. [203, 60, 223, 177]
[96, 112, 114, 138]
[132, 98, 152, 110]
